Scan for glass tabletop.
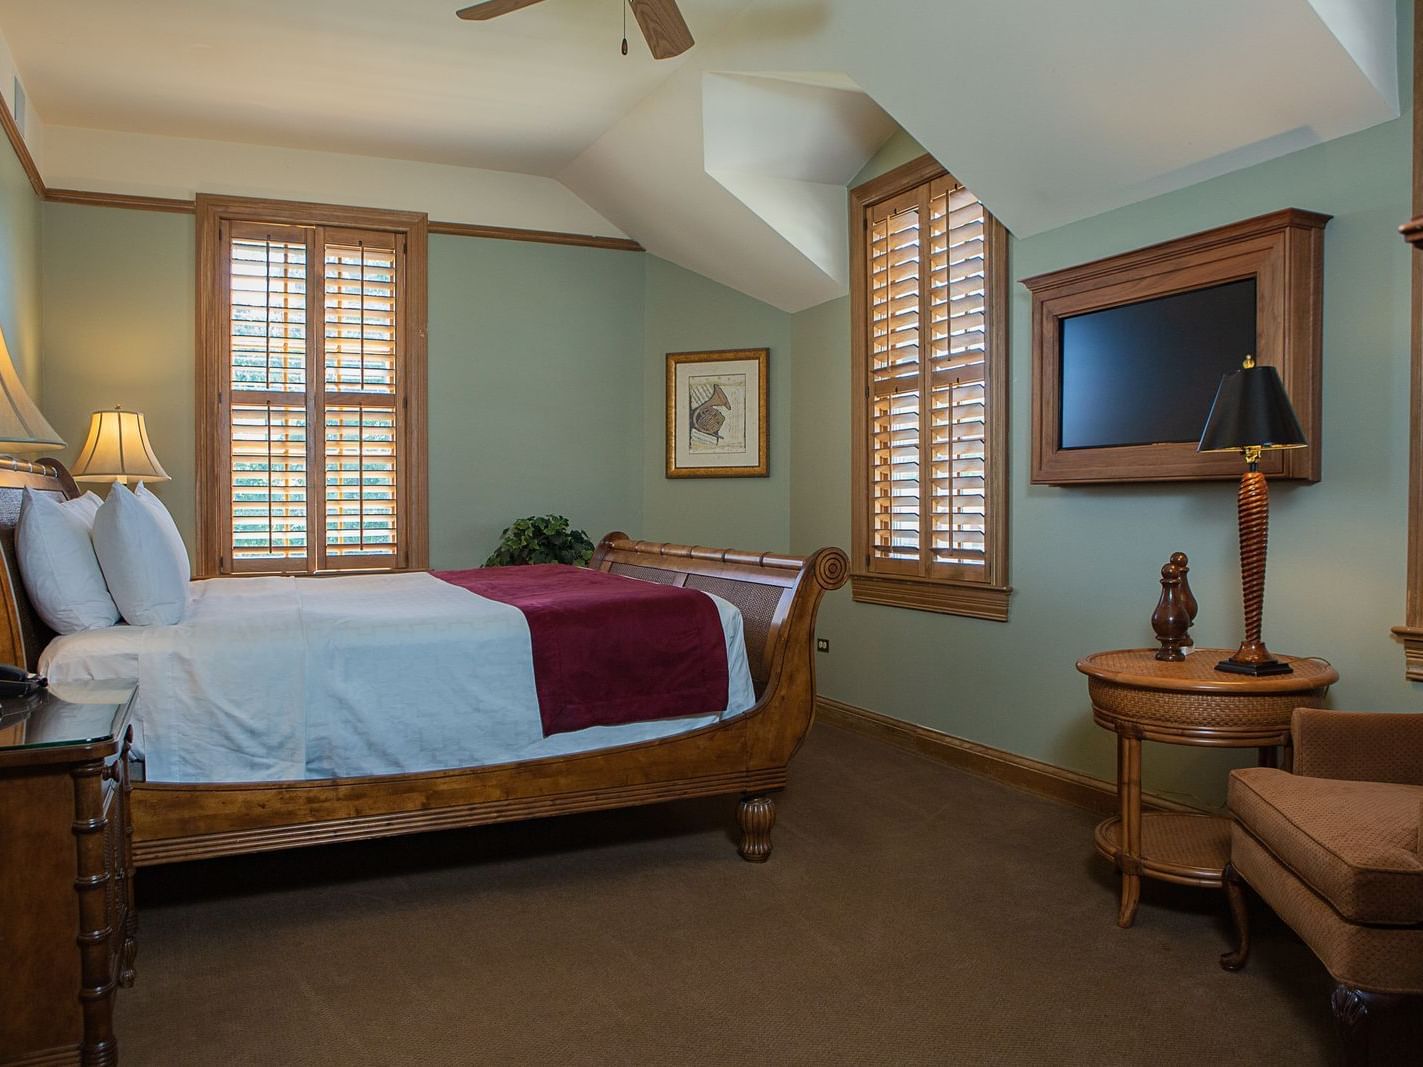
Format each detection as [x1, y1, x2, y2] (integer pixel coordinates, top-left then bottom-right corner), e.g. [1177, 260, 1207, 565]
[0, 680, 137, 752]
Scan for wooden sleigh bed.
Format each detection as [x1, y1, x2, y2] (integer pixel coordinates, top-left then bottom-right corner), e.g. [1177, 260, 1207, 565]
[0, 457, 847, 868]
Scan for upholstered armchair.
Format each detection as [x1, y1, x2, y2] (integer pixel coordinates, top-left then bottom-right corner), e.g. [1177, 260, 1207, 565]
[1222, 708, 1423, 1064]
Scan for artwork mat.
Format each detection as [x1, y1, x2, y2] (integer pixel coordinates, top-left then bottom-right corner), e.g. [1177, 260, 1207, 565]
[665, 348, 769, 478]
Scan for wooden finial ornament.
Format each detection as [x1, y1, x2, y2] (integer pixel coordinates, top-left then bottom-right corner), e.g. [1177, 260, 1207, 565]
[1152, 560, 1192, 661]
[1169, 551, 1197, 648]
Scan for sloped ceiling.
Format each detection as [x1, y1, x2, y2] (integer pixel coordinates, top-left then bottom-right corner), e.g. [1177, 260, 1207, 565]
[0, 0, 1402, 312]
[563, 0, 1401, 310]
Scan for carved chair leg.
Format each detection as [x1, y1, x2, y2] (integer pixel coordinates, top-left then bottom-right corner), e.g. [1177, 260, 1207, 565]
[1331, 985, 1402, 1067]
[737, 795, 775, 863]
[1219, 862, 1251, 972]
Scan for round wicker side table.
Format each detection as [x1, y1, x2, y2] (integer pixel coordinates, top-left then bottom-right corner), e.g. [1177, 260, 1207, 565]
[1077, 648, 1337, 929]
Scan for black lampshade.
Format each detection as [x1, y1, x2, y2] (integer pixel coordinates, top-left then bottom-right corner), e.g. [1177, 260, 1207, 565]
[1197, 362, 1307, 453]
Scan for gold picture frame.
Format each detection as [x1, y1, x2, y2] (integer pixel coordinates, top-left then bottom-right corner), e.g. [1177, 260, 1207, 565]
[665, 349, 769, 478]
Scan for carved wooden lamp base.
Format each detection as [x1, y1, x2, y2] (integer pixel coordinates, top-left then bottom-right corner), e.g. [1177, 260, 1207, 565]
[1218, 467, 1293, 677]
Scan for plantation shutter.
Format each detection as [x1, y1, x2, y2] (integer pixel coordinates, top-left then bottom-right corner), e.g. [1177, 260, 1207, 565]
[927, 177, 988, 576]
[226, 222, 313, 570]
[320, 230, 403, 570]
[216, 219, 410, 574]
[867, 190, 924, 574]
[863, 176, 996, 583]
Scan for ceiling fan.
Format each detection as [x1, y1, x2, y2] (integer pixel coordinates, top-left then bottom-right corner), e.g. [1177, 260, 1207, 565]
[455, 0, 695, 60]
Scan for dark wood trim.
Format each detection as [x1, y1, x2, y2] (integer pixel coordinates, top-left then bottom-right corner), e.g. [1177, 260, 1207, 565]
[44, 187, 195, 214]
[0, 82, 640, 252]
[1023, 207, 1329, 485]
[0, 89, 45, 200]
[428, 219, 643, 252]
[0, 94, 642, 252]
[1399, 0, 1423, 678]
[194, 194, 430, 577]
[39, 189, 643, 252]
[848, 154, 1012, 619]
[847, 574, 1009, 621]
[814, 696, 1202, 817]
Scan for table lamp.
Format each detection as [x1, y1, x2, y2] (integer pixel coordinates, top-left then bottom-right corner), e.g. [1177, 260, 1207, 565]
[1197, 355, 1307, 675]
[0, 328, 64, 454]
[69, 407, 170, 484]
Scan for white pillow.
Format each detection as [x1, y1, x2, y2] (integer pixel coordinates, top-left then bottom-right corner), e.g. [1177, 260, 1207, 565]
[134, 481, 191, 585]
[16, 488, 120, 634]
[92, 482, 188, 626]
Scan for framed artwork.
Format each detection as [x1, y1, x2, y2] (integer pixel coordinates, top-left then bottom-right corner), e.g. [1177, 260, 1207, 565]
[665, 348, 769, 478]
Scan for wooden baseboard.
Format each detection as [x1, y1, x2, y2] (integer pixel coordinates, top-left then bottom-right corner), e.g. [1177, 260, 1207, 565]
[813, 697, 1202, 816]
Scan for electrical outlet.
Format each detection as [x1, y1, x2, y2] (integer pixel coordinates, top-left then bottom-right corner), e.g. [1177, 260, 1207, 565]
[816, 638, 830, 653]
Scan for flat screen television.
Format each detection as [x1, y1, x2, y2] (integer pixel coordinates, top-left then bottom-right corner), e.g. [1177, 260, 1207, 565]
[1057, 278, 1257, 451]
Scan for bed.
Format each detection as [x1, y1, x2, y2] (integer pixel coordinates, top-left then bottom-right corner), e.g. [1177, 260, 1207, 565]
[0, 458, 847, 867]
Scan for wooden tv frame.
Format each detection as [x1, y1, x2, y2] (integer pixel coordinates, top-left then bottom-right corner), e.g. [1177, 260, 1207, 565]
[0, 458, 848, 867]
[1023, 208, 1329, 485]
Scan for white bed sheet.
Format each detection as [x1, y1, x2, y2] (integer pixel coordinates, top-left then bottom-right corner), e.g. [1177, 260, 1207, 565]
[39, 572, 757, 783]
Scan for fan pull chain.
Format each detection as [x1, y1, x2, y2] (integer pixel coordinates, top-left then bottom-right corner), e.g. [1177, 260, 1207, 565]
[621, 0, 628, 55]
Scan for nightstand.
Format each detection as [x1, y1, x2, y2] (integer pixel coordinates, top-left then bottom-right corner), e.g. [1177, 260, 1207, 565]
[0, 680, 138, 1067]
[1077, 650, 1336, 930]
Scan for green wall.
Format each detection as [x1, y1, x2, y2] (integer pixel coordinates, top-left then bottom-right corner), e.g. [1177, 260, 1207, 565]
[427, 235, 646, 568]
[36, 210, 787, 568]
[0, 120, 40, 395]
[41, 206, 195, 533]
[790, 19, 1418, 808]
[641, 256, 793, 550]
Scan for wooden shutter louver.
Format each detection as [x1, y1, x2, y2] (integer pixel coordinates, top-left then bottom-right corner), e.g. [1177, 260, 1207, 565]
[850, 156, 1008, 619]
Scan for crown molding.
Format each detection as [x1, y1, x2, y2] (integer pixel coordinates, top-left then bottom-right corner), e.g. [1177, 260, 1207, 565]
[0, 94, 643, 252]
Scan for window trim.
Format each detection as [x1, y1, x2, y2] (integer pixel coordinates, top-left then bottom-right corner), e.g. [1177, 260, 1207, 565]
[849, 155, 1010, 621]
[195, 194, 429, 578]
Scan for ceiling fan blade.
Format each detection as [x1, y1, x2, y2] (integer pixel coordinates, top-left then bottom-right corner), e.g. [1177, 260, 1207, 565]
[456, 0, 547, 21]
[628, 0, 694, 59]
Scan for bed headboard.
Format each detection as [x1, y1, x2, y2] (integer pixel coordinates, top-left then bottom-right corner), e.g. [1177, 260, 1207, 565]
[590, 532, 847, 698]
[0, 457, 80, 670]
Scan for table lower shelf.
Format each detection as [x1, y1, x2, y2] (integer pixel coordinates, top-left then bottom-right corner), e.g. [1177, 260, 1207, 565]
[1094, 812, 1231, 888]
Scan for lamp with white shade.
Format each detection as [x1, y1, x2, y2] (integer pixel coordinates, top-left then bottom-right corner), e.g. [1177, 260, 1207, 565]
[0, 327, 63, 455]
[69, 407, 170, 485]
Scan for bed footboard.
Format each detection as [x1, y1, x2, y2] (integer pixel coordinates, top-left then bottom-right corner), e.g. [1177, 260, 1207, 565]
[129, 534, 848, 866]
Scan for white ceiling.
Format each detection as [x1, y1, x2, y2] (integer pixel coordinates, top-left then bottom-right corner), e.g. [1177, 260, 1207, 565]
[0, 0, 756, 176]
[0, 0, 1404, 312]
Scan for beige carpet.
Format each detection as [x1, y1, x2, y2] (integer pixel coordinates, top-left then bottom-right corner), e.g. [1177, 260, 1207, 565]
[119, 723, 1417, 1065]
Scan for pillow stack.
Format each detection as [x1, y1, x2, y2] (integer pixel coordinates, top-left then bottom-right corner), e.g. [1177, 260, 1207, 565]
[91, 482, 190, 627]
[16, 481, 191, 633]
[17, 488, 119, 633]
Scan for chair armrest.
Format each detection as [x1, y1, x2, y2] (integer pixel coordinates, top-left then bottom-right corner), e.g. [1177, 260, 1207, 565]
[1292, 708, 1423, 785]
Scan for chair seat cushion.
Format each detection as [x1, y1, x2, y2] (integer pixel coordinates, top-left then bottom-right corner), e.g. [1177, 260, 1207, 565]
[1229, 768, 1423, 925]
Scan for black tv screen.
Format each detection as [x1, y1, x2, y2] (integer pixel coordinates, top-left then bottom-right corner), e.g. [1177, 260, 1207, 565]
[1058, 278, 1257, 450]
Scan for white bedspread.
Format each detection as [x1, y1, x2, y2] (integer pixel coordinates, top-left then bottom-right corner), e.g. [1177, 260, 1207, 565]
[39, 572, 757, 783]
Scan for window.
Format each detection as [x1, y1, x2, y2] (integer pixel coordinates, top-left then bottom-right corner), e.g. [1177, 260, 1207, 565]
[196, 196, 428, 576]
[849, 155, 1009, 620]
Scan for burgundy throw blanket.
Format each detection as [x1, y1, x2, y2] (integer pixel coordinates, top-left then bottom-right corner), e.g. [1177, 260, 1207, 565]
[433, 564, 730, 738]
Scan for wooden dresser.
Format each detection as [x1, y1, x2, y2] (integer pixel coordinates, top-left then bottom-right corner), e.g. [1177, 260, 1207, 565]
[0, 681, 137, 1067]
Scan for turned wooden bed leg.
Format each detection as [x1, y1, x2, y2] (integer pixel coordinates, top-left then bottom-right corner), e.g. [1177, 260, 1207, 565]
[737, 795, 775, 862]
[1219, 862, 1251, 971]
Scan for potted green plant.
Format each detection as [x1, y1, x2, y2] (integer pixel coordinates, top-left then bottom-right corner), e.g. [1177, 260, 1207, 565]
[484, 515, 596, 567]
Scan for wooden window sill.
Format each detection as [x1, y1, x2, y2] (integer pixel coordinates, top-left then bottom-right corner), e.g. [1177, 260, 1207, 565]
[1392, 625, 1423, 682]
[850, 573, 1011, 622]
